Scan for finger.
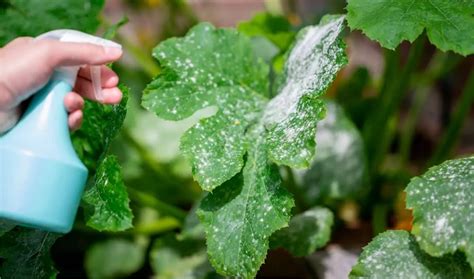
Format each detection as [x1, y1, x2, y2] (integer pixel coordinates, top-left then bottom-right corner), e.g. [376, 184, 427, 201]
[64, 92, 84, 112]
[36, 40, 122, 67]
[74, 77, 123, 104]
[77, 65, 119, 87]
[68, 110, 83, 131]
[4, 37, 33, 49]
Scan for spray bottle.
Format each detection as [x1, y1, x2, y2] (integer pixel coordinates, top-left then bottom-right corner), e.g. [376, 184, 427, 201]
[0, 30, 122, 233]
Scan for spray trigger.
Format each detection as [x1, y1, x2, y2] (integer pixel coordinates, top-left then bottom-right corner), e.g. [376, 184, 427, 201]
[90, 66, 103, 102]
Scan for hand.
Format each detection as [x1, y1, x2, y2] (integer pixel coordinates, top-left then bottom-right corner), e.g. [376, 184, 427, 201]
[0, 37, 123, 133]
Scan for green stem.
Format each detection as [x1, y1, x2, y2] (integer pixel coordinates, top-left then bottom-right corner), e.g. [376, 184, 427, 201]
[429, 70, 474, 166]
[128, 188, 187, 222]
[372, 204, 388, 236]
[118, 34, 160, 78]
[362, 49, 398, 173]
[133, 217, 181, 234]
[409, 52, 462, 88]
[399, 52, 462, 167]
[399, 87, 430, 166]
[121, 128, 181, 187]
[364, 37, 425, 175]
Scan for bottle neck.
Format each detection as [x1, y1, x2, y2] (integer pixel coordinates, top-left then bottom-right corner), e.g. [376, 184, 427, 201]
[0, 79, 81, 162]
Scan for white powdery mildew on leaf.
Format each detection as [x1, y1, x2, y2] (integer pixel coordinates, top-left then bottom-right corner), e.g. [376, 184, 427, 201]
[406, 156, 474, 268]
[142, 23, 268, 191]
[82, 156, 133, 232]
[349, 230, 472, 278]
[197, 128, 294, 279]
[142, 19, 349, 278]
[263, 15, 348, 168]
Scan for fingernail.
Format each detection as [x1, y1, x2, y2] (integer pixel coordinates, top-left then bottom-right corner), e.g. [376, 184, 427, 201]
[104, 47, 122, 57]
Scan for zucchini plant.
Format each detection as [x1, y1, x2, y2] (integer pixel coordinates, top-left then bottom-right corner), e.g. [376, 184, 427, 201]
[142, 15, 347, 277]
[0, 0, 473, 278]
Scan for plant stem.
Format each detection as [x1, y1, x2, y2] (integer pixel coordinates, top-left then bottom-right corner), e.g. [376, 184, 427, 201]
[121, 128, 183, 187]
[429, 70, 474, 166]
[364, 37, 425, 175]
[118, 34, 160, 79]
[133, 217, 181, 234]
[399, 87, 430, 166]
[372, 204, 388, 236]
[127, 188, 187, 222]
[399, 52, 461, 166]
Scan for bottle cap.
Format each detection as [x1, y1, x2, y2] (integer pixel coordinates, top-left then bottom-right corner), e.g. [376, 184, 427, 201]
[35, 30, 122, 101]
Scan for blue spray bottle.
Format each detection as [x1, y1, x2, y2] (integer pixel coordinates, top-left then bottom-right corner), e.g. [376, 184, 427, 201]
[0, 30, 122, 233]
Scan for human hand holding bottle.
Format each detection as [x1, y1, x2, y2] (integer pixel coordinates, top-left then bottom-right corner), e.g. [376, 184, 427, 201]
[0, 37, 123, 133]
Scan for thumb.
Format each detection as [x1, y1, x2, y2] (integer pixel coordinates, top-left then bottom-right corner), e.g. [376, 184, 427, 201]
[35, 40, 122, 67]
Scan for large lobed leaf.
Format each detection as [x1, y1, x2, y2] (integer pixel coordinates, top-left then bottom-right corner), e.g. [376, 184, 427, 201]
[270, 207, 334, 257]
[0, 0, 104, 46]
[143, 16, 347, 278]
[143, 17, 347, 187]
[197, 127, 294, 278]
[143, 23, 268, 191]
[263, 15, 348, 168]
[0, 228, 60, 279]
[350, 230, 472, 278]
[346, 0, 474, 55]
[406, 156, 474, 268]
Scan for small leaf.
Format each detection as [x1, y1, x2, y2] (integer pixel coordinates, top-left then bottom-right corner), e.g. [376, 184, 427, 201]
[73, 85, 129, 171]
[197, 128, 294, 279]
[270, 207, 333, 257]
[350, 230, 472, 278]
[82, 156, 133, 231]
[150, 234, 220, 279]
[406, 156, 474, 268]
[263, 15, 348, 168]
[142, 23, 268, 191]
[295, 101, 367, 206]
[75, 86, 132, 232]
[346, 0, 474, 55]
[0, 0, 104, 46]
[0, 228, 59, 279]
[85, 238, 145, 279]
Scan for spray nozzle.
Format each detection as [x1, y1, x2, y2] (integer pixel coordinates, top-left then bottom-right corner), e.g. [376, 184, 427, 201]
[35, 30, 122, 101]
